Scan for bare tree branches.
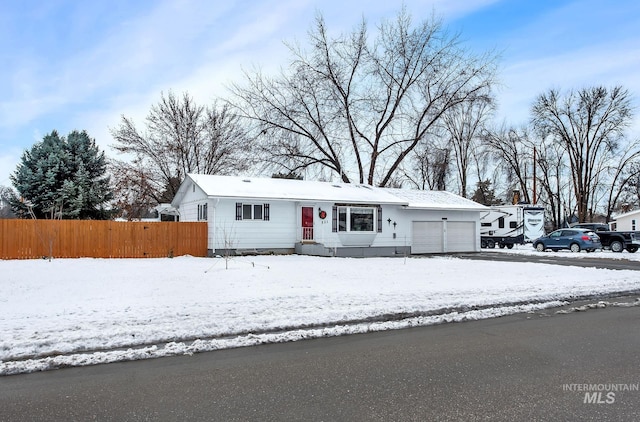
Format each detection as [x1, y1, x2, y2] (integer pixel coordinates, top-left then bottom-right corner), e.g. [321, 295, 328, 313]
[406, 132, 451, 190]
[442, 99, 494, 197]
[230, 9, 498, 186]
[602, 140, 640, 221]
[110, 91, 253, 211]
[108, 160, 160, 220]
[0, 185, 17, 218]
[531, 86, 633, 222]
[482, 125, 535, 203]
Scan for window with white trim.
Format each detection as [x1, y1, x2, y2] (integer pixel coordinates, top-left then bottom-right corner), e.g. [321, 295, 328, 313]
[197, 203, 208, 221]
[332, 205, 378, 232]
[236, 203, 270, 221]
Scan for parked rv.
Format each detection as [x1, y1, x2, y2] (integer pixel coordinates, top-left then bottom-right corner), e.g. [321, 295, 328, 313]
[480, 205, 545, 249]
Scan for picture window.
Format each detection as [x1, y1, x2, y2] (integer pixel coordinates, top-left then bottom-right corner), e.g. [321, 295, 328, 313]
[335, 206, 376, 232]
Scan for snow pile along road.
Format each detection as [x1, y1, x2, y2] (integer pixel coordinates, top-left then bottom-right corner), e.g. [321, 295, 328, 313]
[1, 253, 639, 375]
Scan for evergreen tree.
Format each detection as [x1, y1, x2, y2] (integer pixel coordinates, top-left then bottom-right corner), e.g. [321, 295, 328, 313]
[471, 180, 502, 206]
[10, 130, 113, 219]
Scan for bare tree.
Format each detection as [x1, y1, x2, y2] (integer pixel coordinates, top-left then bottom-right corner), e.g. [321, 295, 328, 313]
[471, 138, 499, 199]
[602, 140, 640, 221]
[624, 161, 640, 208]
[531, 86, 633, 222]
[481, 125, 535, 203]
[405, 129, 451, 190]
[230, 9, 497, 186]
[535, 137, 571, 229]
[442, 99, 494, 197]
[0, 186, 17, 218]
[108, 160, 160, 220]
[111, 91, 253, 207]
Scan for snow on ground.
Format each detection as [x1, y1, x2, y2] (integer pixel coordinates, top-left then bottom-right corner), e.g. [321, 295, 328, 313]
[489, 243, 640, 260]
[1, 251, 639, 375]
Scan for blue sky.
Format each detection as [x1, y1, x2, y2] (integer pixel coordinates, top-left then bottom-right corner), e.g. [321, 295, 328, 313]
[2, 0, 639, 186]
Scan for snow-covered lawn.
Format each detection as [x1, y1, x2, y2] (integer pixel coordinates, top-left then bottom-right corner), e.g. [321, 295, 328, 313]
[490, 243, 640, 260]
[1, 251, 639, 375]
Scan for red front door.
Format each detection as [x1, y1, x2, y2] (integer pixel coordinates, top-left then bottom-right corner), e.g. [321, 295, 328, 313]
[302, 207, 314, 240]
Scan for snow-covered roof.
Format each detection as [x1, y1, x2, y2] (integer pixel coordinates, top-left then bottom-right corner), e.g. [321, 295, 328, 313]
[154, 203, 179, 216]
[611, 208, 640, 221]
[384, 188, 488, 211]
[179, 174, 404, 205]
[173, 174, 487, 211]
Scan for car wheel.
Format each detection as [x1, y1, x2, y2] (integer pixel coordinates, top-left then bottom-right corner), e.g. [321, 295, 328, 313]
[506, 244, 514, 249]
[481, 239, 487, 248]
[535, 243, 545, 252]
[610, 240, 623, 253]
[498, 243, 505, 249]
[570, 243, 581, 253]
[627, 246, 638, 253]
[487, 239, 496, 248]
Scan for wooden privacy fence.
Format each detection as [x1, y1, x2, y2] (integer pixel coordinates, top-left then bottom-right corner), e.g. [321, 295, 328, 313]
[0, 219, 208, 259]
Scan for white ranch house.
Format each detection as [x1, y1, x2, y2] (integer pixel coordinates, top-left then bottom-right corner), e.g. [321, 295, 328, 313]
[171, 174, 488, 257]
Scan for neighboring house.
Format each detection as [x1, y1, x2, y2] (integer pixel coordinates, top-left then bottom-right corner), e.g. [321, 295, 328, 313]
[610, 209, 640, 231]
[171, 174, 488, 257]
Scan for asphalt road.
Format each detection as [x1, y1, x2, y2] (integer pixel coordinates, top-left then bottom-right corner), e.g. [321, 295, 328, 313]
[1, 297, 639, 421]
[453, 250, 640, 271]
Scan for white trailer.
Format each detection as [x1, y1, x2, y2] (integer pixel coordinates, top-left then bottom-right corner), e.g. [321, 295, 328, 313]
[480, 205, 545, 248]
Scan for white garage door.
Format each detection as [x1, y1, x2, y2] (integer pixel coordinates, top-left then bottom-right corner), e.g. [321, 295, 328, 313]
[412, 221, 477, 254]
[446, 221, 476, 252]
[412, 221, 444, 254]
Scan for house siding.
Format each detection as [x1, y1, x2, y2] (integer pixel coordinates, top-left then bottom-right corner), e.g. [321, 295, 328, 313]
[298, 203, 407, 250]
[182, 199, 481, 254]
[212, 199, 297, 252]
[612, 211, 640, 232]
[296, 204, 481, 252]
[174, 180, 214, 248]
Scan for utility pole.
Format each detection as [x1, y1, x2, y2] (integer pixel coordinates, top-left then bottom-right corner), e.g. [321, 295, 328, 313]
[533, 146, 537, 205]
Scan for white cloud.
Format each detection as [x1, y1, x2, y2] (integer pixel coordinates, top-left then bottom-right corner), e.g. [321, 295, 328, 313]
[3, 0, 640, 168]
[0, 0, 506, 137]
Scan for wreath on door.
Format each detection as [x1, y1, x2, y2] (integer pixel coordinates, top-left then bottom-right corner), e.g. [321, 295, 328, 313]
[319, 210, 327, 219]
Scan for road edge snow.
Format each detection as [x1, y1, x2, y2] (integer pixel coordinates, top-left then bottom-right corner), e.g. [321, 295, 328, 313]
[3, 296, 639, 376]
[0, 300, 566, 376]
